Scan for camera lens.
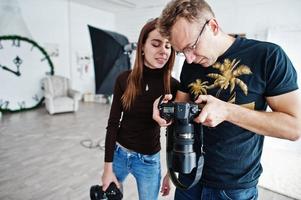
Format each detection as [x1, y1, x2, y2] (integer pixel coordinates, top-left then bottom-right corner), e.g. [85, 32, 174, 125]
[90, 185, 107, 200]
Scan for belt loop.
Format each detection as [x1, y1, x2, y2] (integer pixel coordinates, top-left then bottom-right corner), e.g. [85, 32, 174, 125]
[137, 153, 142, 160]
[115, 144, 120, 152]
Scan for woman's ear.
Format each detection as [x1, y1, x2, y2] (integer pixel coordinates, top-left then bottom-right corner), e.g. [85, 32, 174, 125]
[141, 45, 145, 55]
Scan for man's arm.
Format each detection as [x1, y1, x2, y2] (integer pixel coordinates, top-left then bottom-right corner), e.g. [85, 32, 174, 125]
[195, 90, 301, 141]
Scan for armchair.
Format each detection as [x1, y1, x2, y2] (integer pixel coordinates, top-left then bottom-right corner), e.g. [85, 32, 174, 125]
[42, 75, 81, 114]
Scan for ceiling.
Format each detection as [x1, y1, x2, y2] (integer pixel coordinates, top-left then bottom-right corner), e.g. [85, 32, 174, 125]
[71, 0, 169, 12]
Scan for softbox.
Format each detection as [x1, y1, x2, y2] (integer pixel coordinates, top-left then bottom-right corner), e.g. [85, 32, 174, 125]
[88, 25, 131, 95]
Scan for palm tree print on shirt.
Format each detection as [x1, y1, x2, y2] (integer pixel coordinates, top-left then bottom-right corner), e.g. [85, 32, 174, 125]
[189, 79, 209, 96]
[188, 58, 252, 104]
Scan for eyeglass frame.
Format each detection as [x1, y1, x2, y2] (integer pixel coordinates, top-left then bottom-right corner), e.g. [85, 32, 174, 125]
[176, 19, 211, 56]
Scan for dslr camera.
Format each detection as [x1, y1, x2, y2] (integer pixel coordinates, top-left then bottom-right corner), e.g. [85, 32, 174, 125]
[90, 182, 123, 200]
[159, 101, 204, 189]
[159, 101, 201, 174]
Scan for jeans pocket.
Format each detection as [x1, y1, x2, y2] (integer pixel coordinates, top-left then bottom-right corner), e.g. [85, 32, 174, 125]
[222, 187, 258, 200]
[141, 153, 159, 165]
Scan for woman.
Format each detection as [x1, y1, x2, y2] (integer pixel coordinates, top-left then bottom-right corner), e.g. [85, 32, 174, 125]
[101, 18, 179, 200]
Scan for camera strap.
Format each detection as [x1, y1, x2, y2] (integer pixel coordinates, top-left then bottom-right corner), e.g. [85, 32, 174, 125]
[168, 125, 205, 190]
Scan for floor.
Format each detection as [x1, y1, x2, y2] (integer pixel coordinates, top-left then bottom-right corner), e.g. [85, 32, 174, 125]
[0, 102, 299, 200]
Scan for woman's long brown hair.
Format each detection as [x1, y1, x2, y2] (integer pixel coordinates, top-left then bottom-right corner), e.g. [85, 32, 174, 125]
[121, 18, 176, 110]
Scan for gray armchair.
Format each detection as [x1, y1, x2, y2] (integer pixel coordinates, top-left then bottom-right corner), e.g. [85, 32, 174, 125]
[42, 75, 81, 115]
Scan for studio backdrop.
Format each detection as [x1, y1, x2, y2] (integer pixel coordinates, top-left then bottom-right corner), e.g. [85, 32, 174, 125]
[88, 25, 132, 95]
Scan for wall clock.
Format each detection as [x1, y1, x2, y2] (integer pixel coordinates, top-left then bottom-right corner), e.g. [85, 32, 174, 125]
[0, 35, 54, 112]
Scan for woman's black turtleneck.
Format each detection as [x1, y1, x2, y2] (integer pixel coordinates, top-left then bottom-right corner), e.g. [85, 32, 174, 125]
[104, 66, 179, 162]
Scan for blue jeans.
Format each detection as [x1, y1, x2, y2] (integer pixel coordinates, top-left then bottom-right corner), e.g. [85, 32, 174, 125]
[113, 144, 161, 200]
[175, 174, 258, 200]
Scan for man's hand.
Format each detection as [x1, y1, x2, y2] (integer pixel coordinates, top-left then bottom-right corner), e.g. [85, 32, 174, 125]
[101, 162, 120, 191]
[153, 94, 173, 127]
[194, 95, 229, 127]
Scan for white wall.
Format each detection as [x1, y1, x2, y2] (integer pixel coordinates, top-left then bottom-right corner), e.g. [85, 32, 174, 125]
[116, 8, 163, 43]
[116, 0, 301, 41]
[69, 2, 115, 93]
[116, 0, 301, 80]
[117, 0, 301, 42]
[2, 0, 301, 92]
[18, 0, 70, 77]
[1, 0, 115, 94]
[209, 0, 301, 40]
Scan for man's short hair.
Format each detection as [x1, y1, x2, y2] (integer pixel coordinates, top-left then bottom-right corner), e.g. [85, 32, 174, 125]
[158, 0, 215, 39]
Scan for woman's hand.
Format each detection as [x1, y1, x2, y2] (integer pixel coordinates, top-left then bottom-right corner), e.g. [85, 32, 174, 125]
[153, 94, 173, 127]
[160, 173, 171, 196]
[101, 162, 120, 191]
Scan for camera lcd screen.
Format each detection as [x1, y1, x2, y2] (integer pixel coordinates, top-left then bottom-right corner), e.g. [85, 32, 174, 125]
[164, 107, 174, 113]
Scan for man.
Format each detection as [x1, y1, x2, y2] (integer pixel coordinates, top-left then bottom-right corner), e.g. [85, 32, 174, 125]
[152, 0, 301, 199]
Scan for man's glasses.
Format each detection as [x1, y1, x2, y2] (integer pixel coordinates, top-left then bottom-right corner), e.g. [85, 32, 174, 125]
[176, 20, 210, 56]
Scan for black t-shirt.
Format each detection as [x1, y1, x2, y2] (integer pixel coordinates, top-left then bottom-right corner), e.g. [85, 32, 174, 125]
[180, 36, 298, 189]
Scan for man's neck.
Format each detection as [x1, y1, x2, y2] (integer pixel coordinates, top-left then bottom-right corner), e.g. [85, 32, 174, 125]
[218, 33, 236, 57]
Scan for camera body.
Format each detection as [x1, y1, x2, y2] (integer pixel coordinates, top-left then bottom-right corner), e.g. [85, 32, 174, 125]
[159, 102, 201, 174]
[90, 183, 123, 200]
[159, 102, 200, 123]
